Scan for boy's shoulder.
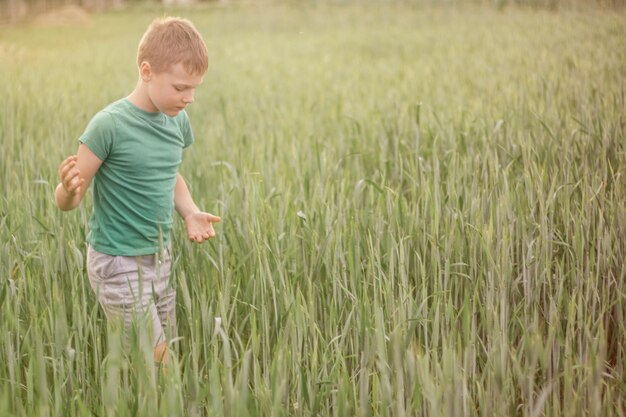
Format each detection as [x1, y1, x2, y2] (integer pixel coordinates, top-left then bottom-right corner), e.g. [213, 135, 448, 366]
[99, 98, 131, 117]
[85, 99, 127, 128]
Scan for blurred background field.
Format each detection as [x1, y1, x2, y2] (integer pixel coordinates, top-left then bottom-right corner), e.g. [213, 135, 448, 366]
[1, 1, 625, 416]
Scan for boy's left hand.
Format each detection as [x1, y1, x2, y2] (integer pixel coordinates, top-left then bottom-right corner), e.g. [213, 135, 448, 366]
[184, 212, 221, 243]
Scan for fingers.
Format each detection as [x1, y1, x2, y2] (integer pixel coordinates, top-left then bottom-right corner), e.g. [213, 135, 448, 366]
[59, 155, 82, 193]
[58, 155, 77, 172]
[58, 155, 77, 178]
[187, 212, 220, 244]
[206, 213, 221, 223]
[60, 161, 83, 194]
[189, 224, 216, 244]
[190, 235, 208, 244]
[189, 234, 211, 244]
[73, 178, 85, 194]
[65, 177, 84, 194]
[205, 222, 216, 238]
[60, 162, 78, 182]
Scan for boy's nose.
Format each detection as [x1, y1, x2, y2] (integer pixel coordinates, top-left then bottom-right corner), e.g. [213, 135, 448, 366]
[183, 91, 194, 104]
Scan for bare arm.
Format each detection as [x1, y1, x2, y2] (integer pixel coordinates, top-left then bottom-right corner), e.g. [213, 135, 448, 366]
[174, 172, 200, 219]
[174, 173, 221, 243]
[55, 144, 103, 211]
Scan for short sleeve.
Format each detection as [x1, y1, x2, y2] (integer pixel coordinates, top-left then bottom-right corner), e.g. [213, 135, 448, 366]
[179, 110, 194, 149]
[78, 111, 115, 160]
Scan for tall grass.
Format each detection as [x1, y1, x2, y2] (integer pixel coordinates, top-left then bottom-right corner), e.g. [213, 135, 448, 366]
[0, 3, 625, 416]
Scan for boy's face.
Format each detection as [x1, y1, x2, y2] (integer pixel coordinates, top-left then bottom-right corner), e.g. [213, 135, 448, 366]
[143, 62, 204, 117]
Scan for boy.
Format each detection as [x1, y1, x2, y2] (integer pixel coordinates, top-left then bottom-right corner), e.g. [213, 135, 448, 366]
[55, 17, 220, 366]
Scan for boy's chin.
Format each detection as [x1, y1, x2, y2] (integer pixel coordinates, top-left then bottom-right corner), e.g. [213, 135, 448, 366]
[164, 108, 182, 117]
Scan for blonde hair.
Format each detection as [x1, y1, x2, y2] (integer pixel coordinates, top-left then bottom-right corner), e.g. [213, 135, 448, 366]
[137, 17, 208, 75]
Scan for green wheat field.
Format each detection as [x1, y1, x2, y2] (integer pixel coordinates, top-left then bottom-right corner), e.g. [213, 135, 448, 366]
[1, 2, 625, 416]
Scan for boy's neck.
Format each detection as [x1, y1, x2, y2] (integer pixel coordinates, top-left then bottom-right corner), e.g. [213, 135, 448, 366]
[127, 81, 160, 113]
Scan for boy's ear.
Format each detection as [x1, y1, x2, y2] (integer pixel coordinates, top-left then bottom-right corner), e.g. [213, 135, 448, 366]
[139, 61, 153, 82]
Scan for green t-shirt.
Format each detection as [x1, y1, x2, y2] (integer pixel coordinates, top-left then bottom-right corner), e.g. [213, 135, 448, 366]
[79, 98, 194, 256]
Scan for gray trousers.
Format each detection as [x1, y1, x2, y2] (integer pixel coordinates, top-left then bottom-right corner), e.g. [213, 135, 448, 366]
[87, 245, 176, 348]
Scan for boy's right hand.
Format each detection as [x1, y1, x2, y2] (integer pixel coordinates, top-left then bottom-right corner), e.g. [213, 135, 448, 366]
[55, 145, 102, 211]
[58, 155, 85, 196]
